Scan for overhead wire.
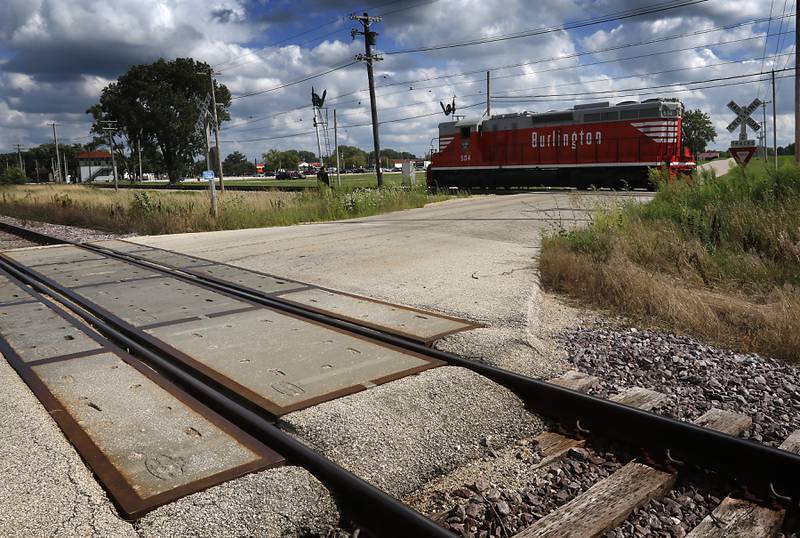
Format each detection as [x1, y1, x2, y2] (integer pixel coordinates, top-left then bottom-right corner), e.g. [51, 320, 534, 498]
[224, 72, 794, 144]
[382, 0, 711, 55]
[222, 26, 793, 133]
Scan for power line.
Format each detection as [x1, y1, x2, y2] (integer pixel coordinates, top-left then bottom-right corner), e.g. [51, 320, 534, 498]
[231, 60, 359, 100]
[222, 28, 794, 133]
[222, 71, 793, 146]
[383, 0, 710, 55]
[330, 13, 795, 104]
[216, 1, 439, 74]
[493, 69, 795, 102]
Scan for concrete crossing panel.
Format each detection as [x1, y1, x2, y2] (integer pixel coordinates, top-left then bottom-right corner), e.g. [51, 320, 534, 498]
[146, 308, 441, 415]
[0, 273, 283, 519]
[277, 287, 476, 343]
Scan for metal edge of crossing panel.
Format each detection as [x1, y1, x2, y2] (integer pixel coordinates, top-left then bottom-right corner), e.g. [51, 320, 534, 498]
[0, 251, 445, 419]
[0, 256, 454, 538]
[0, 270, 284, 520]
[90, 239, 482, 344]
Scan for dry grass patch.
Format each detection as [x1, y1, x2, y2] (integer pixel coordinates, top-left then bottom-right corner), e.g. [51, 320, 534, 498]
[540, 160, 800, 362]
[0, 184, 454, 235]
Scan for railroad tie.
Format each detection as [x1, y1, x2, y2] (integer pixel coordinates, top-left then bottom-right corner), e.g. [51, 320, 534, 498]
[513, 394, 752, 538]
[522, 371, 601, 468]
[685, 430, 800, 538]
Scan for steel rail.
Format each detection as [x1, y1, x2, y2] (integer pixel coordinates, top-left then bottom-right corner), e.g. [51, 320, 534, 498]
[80, 241, 800, 512]
[4, 221, 800, 512]
[0, 255, 452, 538]
[0, 221, 68, 245]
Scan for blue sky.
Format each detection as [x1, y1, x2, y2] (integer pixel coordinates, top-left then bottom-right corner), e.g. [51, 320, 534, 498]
[0, 0, 793, 159]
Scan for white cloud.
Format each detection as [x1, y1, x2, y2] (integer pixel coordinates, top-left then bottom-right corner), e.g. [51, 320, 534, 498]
[0, 0, 789, 158]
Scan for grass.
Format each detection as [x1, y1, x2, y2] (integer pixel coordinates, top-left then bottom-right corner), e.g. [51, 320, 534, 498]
[106, 172, 418, 190]
[539, 157, 800, 362]
[0, 184, 455, 236]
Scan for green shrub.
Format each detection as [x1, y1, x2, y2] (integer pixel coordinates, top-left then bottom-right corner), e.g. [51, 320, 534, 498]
[1, 167, 26, 185]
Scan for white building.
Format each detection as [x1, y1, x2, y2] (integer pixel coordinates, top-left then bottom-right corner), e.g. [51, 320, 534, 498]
[77, 151, 114, 183]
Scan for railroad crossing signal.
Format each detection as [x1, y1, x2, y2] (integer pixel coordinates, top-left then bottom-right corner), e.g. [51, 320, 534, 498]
[726, 98, 761, 166]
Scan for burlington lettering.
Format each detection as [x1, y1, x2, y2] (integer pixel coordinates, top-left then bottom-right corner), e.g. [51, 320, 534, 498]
[531, 129, 602, 149]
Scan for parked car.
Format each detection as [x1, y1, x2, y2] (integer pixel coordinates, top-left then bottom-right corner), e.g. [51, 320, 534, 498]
[275, 170, 306, 180]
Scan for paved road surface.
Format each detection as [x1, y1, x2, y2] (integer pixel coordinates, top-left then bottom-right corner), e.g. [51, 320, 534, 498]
[701, 158, 734, 176]
[0, 190, 652, 537]
[137, 191, 652, 376]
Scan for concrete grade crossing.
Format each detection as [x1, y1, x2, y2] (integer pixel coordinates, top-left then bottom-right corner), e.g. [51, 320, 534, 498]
[0, 272, 283, 519]
[4, 244, 450, 417]
[89, 238, 480, 344]
[0, 192, 658, 536]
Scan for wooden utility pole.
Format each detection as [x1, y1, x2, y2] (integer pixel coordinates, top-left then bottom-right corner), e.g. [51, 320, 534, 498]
[486, 71, 491, 117]
[772, 70, 778, 168]
[138, 136, 143, 181]
[16, 144, 24, 172]
[795, 8, 799, 163]
[334, 109, 341, 187]
[351, 12, 384, 187]
[50, 123, 61, 183]
[101, 120, 119, 190]
[208, 70, 224, 191]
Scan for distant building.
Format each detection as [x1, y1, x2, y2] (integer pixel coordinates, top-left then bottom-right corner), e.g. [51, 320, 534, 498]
[697, 151, 721, 161]
[77, 151, 114, 182]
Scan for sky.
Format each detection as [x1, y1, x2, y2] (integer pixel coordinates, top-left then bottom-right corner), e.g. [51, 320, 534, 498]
[0, 0, 794, 160]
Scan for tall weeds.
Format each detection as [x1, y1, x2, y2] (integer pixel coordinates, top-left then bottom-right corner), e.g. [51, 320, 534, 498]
[540, 161, 800, 362]
[0, 185, 454, 235]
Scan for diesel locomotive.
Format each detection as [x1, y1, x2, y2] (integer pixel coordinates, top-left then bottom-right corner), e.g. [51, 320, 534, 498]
[427, 98, 695, 190]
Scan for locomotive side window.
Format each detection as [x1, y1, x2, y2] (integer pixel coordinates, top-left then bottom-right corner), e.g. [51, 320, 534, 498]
[639, 108, 660, 118]
[584, 113, 602, 122]
[602, 111, 619, 121]
[620, 110, 638, 120]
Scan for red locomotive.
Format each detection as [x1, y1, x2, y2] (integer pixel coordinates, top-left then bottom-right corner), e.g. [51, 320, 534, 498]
[428, 98, 695, 190]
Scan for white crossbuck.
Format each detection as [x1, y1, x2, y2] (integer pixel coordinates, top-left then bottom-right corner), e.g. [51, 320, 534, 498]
[726, 98, 761, 138]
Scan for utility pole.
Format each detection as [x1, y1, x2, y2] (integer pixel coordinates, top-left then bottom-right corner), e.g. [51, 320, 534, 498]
[486, 71, 491, 117]
[138, 136, 143, 181]
[63, 153, 68, 183]
[16, 144, 24, 173]
[313, 105, 324, 169]
[101, 120, 119, 191]
[351, 12, 384, 187]
[762, 101, 769, 161]
[34, 160, 39, 182]
[795, 8, 799, 163]
[50, 123, 61, 183]
[334, 109, 341, 187]
[772, 69, 778, 168]
[208, 70, 224, 191]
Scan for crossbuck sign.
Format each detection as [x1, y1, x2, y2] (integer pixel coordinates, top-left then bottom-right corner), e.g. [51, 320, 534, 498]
[726, 98, 761, 165]
[726, 98, 761, 147]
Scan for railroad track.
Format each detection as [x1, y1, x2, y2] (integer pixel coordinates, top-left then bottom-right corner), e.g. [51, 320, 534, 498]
[0, 220, 797, 538]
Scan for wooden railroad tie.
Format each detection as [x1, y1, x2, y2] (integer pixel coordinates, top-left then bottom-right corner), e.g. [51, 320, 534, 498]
[515, 377, 752, 538]
[686, 430, 800, 538]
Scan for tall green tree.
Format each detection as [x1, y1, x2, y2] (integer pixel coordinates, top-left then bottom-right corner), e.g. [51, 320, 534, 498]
[87, 57, 231, 182]
[682, 109, 717, 160]
[297, 150, 317, 163]
[338, 145, 368, 168]
[223, 151, 257, 176]
[262, 149, 300, 170]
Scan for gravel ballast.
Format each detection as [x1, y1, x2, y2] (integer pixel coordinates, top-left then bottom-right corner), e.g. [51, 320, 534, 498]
[559, 320, 800, 447]
[282, 366, 544, 498]
[0, 215, 123, 243]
